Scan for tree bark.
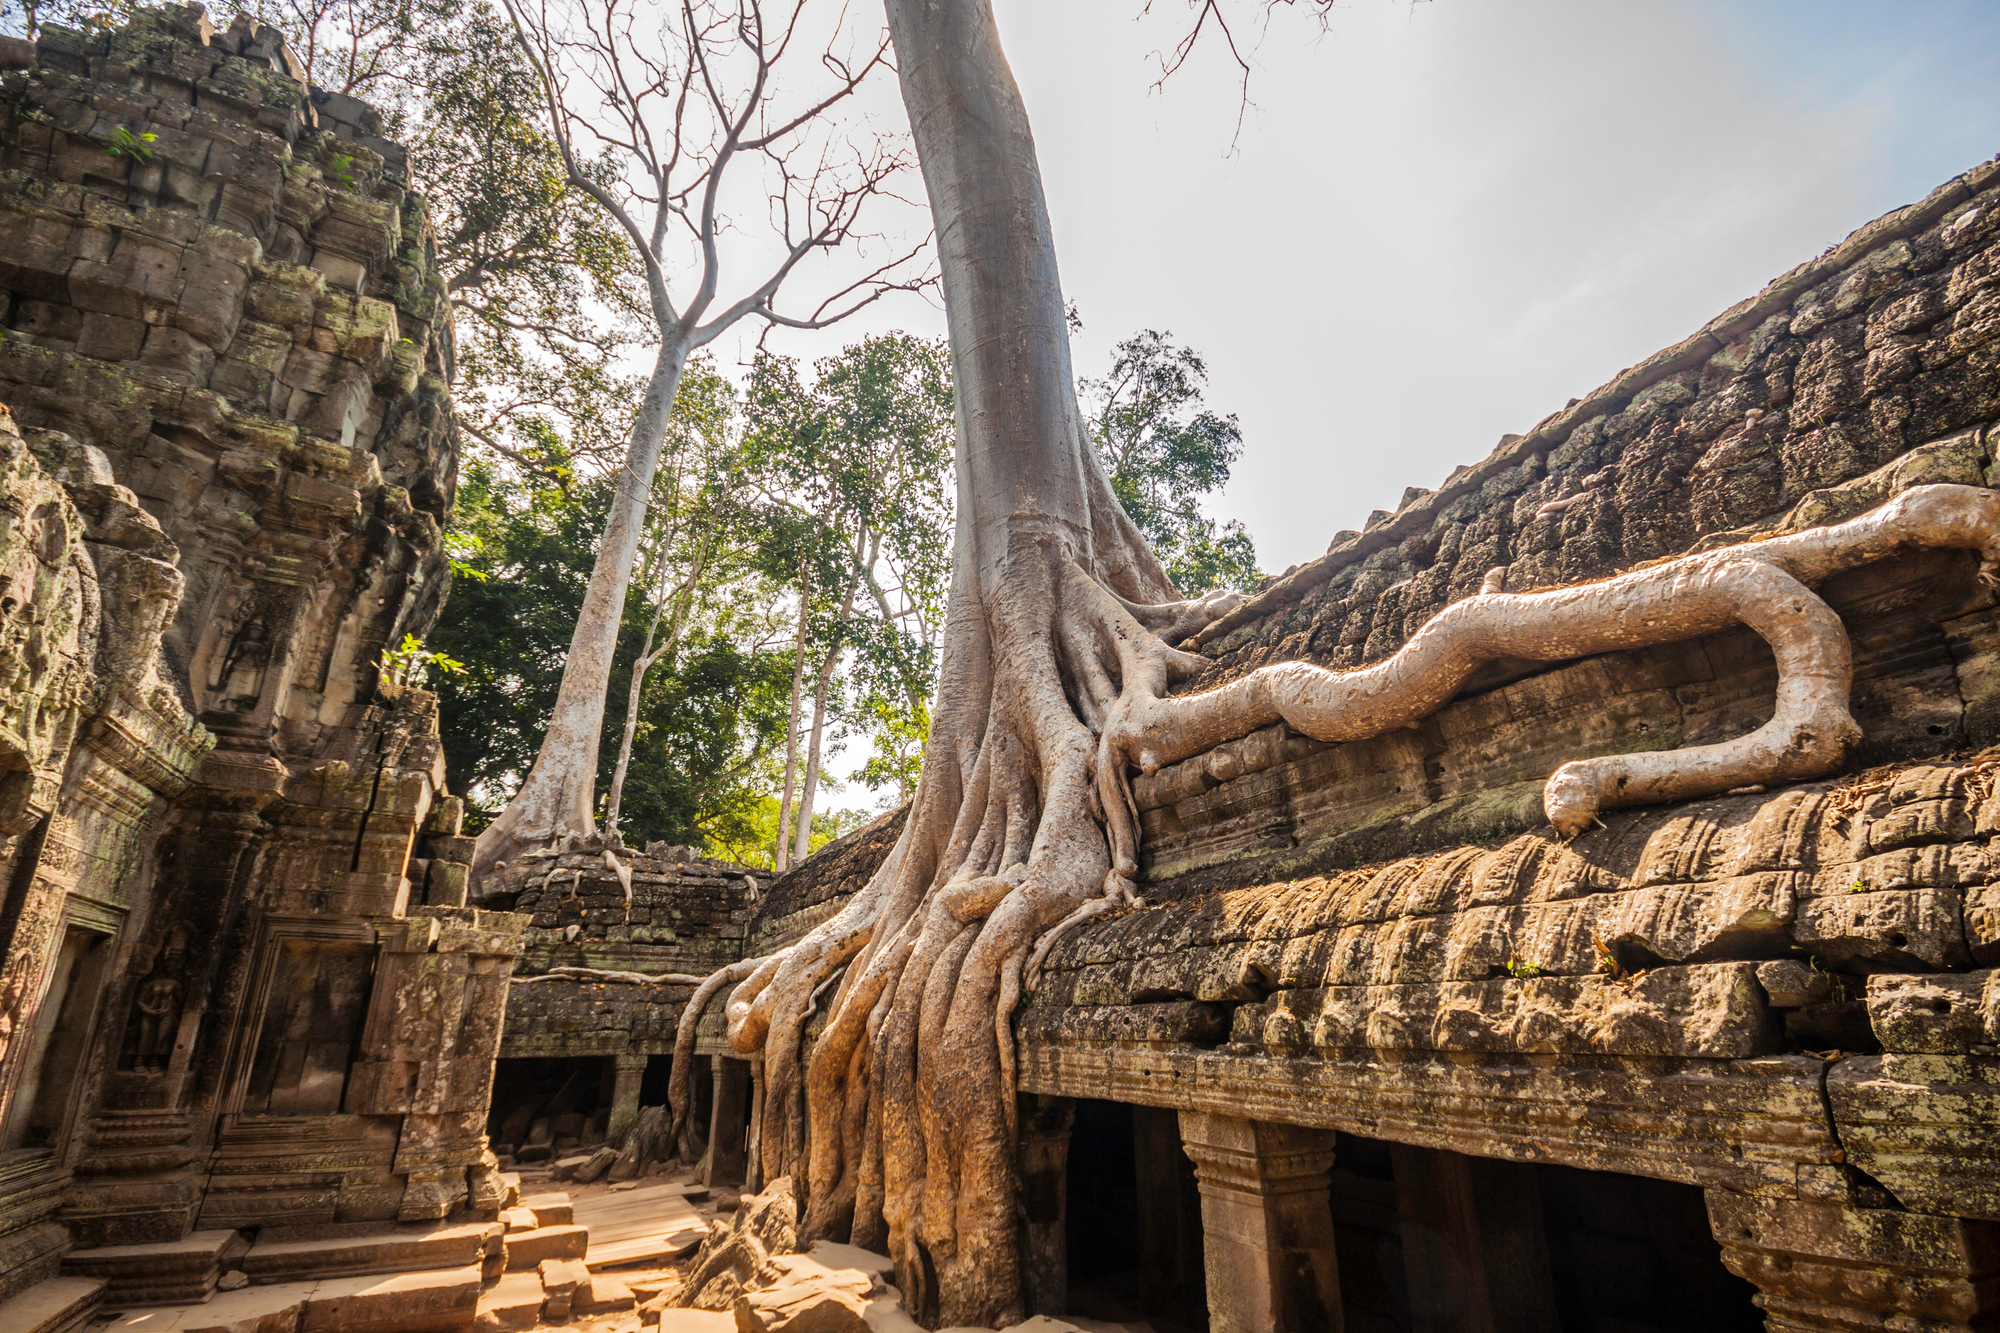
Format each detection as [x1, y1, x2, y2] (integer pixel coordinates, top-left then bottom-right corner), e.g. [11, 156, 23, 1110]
[774, 561, 812, 872]
[792, 573, 860, 865]
[474, 340, 690, 882]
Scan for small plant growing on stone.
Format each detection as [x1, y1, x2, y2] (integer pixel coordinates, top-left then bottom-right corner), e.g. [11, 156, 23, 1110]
[327, 152, 358, 190]
[379, 633, 466, 688]
[1847, 880, 1870, 894]
[103, 125, 156, 163]
[1502, 958, 1545, 979]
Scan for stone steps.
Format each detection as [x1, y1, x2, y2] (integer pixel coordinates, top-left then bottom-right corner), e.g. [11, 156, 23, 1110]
[103, 1263, 483, 1333]
[62, 1229, 247, 1305]
[240, 1219, 499, 1285]
[0, 1275, 106, 1333]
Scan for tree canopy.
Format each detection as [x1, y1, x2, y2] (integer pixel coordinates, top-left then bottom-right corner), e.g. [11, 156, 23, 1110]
[1082, 328, 1261, 594]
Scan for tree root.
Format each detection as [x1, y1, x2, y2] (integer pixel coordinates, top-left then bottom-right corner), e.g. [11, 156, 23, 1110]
[1103, 483, 2000, 842]
[513, 965, 710, 986]
[683, 483, 1999, 1329]
[668, 955, 773, 1160]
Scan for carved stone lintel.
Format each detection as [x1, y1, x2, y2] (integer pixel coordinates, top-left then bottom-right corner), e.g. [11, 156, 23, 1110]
[1708, 1189, 2000, 1333]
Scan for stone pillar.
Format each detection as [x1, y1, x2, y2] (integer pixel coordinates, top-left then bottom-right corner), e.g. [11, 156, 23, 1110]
[1178, 1111, 1342, 1333]
[1708, 1189, 2000, 1332]
[1389, 1144, 1558, 1333]
[606, 1053, 648, 1146]
[707, 1056, 751, 1186]
[1018, 1095, 1074, 1317]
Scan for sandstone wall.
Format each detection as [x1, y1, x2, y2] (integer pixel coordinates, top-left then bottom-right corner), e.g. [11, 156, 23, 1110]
[1133, 155, 2000, 900]
[0, 6, 517, 1303]
[496, 846, 769, 1062]
[1007, 156, 2000, 1331]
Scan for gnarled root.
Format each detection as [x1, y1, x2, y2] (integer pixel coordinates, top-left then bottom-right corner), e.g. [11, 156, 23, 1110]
[1104, 483, 2000, 840]
[668, 955, 771, 1161]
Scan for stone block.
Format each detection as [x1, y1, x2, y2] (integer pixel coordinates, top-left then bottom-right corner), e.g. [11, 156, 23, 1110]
[63, 1228, 244, 1304]
[522, 1191, 573, 1226]
[504, 1224, 589, 1271]
[12, 300, 83, 344]
[298, 1264, 483, 1333]
[1796, 883, 1968, 970]
[474, 1271, 543, 1331]
[539, 1256, 588, 1320]
[579, 1272, 636, 1314]
[240, 1221, 490, 1284]
[77, 311, 147, 360]
[0, 1275, 105, 1333]
[1866, 970, 2000, 1051]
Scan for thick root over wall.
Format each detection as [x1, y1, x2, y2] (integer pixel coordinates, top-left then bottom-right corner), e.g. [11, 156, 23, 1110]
[664, 483, 2000, 1328]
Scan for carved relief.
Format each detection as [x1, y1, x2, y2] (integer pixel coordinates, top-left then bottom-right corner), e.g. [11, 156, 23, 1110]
[122, 923, 194, 1074]
[0, 426, 94, 836]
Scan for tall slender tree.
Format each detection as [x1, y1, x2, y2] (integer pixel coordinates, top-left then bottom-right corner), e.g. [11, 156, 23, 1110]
[470, 0, 931, 884]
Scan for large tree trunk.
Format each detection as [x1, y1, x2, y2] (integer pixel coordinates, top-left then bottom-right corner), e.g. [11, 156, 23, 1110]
[474, 341, 690, 882]
[710, 1, 1208, 1325]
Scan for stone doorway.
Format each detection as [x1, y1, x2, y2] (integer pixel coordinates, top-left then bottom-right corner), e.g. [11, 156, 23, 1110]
[487, 1056, 615, 1164]
[1328, 1131, 1762, 1333]
[1064, 1099, 1208, 1332]
[2, 924, 111, 1152]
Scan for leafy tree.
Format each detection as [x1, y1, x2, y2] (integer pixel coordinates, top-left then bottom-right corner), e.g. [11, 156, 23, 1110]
[432, 365, 797, 849]
[470, 0, 931, 882]
[741, 334, 954, 865]
[1081, 327, 1260, 595]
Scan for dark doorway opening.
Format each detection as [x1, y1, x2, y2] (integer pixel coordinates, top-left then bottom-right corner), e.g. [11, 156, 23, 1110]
[1064, 1099, 1207, 1333]
[1329, 1132, 1411, 1333]
[1321, 1131, 1763, 1333]
[4, 926, 111, 1151]
[487, 1056, 613, 1161]
[1539, 1163, 1763, 1333]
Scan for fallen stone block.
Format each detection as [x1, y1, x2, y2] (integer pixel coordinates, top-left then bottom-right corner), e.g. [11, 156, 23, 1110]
[581, 1272, 638, 1314]
[474, 1272, 545, 1332]
[504, 1224, 589, 1271]
[500, 1207, 539, 1234]
[298, 1264, 483, 1333]
[575, 1145, 621, 1184]
[732, 1255, 874, 1333]
[540, 1256, 590, 1321]
[522, 1191, 574, 1226]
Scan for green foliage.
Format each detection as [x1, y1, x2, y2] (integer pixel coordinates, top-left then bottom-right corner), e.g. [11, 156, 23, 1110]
[103, 125, 154, 162]
[1080, 328, 1261, 595]
[432, 363, 797, 850]
[379, 633, 465, 688]
[1502, 958, 1545, 979]
[743, 334, 955, 806]
[707, 799, 872, 871]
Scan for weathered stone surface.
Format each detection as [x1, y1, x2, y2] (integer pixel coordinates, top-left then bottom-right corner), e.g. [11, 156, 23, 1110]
[0, 3, 518, 1290]
[1708, 1190, 2000, 1332]
[501, 1224, 588, 1272]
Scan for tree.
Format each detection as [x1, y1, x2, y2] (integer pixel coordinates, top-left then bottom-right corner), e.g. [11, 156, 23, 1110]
[742, 334, 954, 868]
[666, 3, 1992, 1328]
[696, 1, 1247, 1323]
[470, 0, 931, 884]
[432, 363, 798, 849]
[1082, 328, 1260, 594]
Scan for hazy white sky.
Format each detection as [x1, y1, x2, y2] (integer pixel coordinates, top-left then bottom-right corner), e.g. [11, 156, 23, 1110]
[750, 0, 2000, 813]
[757, 0, 2000, 575]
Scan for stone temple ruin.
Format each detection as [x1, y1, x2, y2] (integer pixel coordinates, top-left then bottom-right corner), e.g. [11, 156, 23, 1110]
[2, 5, 2000, 1332]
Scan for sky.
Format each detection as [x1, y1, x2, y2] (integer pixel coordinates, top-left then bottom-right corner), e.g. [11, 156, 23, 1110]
[773, 0, 2000, 814]
[751, 0, 2000, 574]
